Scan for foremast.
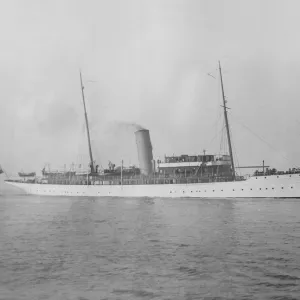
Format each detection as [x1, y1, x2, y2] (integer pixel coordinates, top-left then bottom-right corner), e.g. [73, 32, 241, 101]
[79, 71, 95, 174]
[218, 61, 236, 180]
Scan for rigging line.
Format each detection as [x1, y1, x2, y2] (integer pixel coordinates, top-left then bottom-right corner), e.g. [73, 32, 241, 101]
[215, 70, 223, 138]
[216, 78, 225, 155]
[221, 117, 228, 155]
[222, 116, 229, 154]
[229, 112, 291, 163]
[219, 119, 226, 155]
[207, 67, 222, 141]
[230, 126, 241, 176]
[208, 124, 227, 148]
[218, 128, 222, 155]
[212, 108, 223, 138]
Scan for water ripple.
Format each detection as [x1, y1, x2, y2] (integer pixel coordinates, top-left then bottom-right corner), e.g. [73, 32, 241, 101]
[0, 196, 300, 299]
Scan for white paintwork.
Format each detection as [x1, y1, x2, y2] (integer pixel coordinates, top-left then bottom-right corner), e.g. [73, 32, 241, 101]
[159, 162, 202, 168]
[5, 173, 300, 198]
[158, 161, 231, 168]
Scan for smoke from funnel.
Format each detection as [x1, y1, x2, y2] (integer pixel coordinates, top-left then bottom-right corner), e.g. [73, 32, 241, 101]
[114, 121, 146, 132]
[135, 129, 153, 176]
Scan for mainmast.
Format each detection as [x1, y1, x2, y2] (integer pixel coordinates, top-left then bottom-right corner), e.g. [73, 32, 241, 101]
[80, 71, 95, 174]
[218, 61, 236, 180]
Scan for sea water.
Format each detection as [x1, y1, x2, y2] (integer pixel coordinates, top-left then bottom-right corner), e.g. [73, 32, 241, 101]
[0, 194, 299, 299]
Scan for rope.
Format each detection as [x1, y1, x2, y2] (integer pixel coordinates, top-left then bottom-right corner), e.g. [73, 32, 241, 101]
[213, 70, 223, 143]
[230, 126, 241, 177]
[229, 112, 292, 164]
[208, 124, 227, 149]
[219, 119, 227, 155]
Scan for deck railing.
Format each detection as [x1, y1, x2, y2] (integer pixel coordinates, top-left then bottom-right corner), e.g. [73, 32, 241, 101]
[7, 173, 239, 185]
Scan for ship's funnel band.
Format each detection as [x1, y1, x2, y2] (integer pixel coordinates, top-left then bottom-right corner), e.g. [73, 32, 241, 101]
[135, 129, 153, 176]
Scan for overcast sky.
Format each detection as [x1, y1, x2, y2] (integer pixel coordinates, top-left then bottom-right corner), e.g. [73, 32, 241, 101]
[1, 0, 300, 175]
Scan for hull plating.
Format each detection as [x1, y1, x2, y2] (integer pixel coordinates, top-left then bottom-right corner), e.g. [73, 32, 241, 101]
[5, 174, 300, 198]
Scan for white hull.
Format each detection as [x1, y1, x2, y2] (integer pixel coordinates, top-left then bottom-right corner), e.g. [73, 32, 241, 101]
[5, 173, 300, 198]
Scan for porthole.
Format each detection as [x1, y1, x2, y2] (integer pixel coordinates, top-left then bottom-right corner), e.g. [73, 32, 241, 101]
[221, 189, 223, 192]
[233, 189, 235, 191]
[241, 189, 244, 191]
[250, 188, 252, 190]
[272, 187, 274, 190]
[259, 188, 261, 190]
[281, 187, 284, 189]
[265, 188, 268, 190]
[291, 186, 294, 189]
[213, 190, 215, 192]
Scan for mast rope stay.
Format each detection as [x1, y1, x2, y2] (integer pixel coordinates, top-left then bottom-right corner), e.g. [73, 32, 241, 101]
[207, 123, 226, 151]
[230, 126, 241, 177]
[229, 112, 292, 165]
[219, 118, 227, 156]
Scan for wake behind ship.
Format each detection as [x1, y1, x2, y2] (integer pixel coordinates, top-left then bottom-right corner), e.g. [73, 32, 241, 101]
[4, 62, 300, 198]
